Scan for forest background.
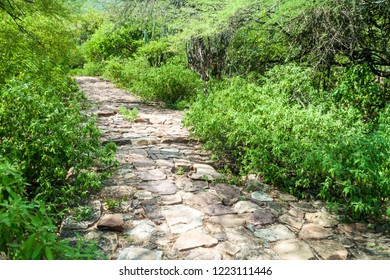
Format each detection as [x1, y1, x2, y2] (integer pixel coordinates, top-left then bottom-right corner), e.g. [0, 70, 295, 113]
[0, 0, 389, 259]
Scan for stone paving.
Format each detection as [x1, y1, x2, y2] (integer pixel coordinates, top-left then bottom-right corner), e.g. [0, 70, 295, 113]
[60, 76, 390, 260]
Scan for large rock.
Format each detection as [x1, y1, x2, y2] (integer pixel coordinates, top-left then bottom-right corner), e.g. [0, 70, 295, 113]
[162, 205, 204, 234]
[305, 212, 338, 228]
[125, 220, 156, 241]
[233, 201, 261, 214]
[138, 180, 176, 195]
[254, 224, 296, 242]
[190, 164, 223, 181]
[173, 229, 218, 251]
[185, 248, 222, 260]
[214, 183, 242, 206]
[249, 209, 275, 226]
[140, 199, 165, 224]
[97, 214, 125, 232]
[137, 169, 167, 181]
[203, 204, 237, 216]
[272, 239, 315, 260]
[310, 240, 349, 260]
[298, 223, 333, 240]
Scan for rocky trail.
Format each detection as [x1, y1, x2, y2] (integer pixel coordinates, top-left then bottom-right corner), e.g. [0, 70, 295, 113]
[60, 76, 390, 260]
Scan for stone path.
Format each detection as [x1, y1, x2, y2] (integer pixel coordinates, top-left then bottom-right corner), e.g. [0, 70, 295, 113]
[60, 76, 390, 260]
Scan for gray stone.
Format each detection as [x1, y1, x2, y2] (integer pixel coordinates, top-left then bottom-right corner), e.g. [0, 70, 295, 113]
[254, 224, 296, 241]
[310, 240, 349, 260]
[117, 247, 163, 260]
[249, 209, 275, 226]
[137, 169, 167, 181]
[190, 164, 223, 180]
[298, 223, 333, 240]
[251, 191, 274, 202]
[173, 229, 218, 251]
[175, 177, 195, 191]
[162, 205, 204, 234]
[272, 239, 315, 260]
[233, 201, 261, 214]
[97, 214, 125, 232]
[214, 183, 242, 206]
[203, 204, 237, 216]
[160, 193, 182, 205]
[140, 199, 165, 225]
[125, 220, 156, 241]
[134, 190, 154, 200]
[138, 180, 176, 195]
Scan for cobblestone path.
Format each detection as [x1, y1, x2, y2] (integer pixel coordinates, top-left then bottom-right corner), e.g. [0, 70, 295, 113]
[60, 76, 390, 260]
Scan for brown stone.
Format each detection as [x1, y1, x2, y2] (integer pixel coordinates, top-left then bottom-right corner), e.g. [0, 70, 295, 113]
[298, 223, 333, 240]
[310, 240, 349, 260]
[97, 214, 125, 232]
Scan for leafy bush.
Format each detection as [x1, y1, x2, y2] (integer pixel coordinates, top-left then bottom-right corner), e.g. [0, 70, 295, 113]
[0, 69, 117, 218]
[184, 66, 389, 220]
[132, 59, 202, 108]
[0, 157, 104, 260]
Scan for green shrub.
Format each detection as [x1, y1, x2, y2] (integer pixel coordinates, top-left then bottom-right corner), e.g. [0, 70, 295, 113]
[132, 60, 202, 108]
[0, 157, 103, 260]
[184, 67, 389, 220]
[0, 70, 117, 218]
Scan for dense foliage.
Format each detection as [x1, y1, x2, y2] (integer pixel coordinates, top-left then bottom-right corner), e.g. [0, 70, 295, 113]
[2, 0, 388, 260]
[0, 0, 116, 259]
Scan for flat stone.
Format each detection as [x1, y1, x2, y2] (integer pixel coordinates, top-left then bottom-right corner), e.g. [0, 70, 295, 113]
[125, 220, 156, 241]
[134, 190, 154, 200]
[140, 199, 165, 225]
[155, 159, 174, 168]
[181, 191, 221, 209]
[161, 136, 190, 144]
[298, 223, 333, 240]
[138, 180, 176, 195]
[97, 214, 125, 232]
[104, 137, 132, 146]
[273, 239, 315, 260]
[175, 177, 195, 191]
[160, 193, 182, 205]
[203, 204, 237, 216]
[216, 241, 241, 256]
[190, 164, 223, 180]
[249, 209, 275, 226]
[61, 200, 102, 230]
[251, 191, 273, 202]
[173, 229, 218, 251]
[185, 248, 222, 260]
[233, 201, 261, 214]
[310, 240, 349, 260]
[254, 224, 296, 241]
[305, 212, 338, 228]
[209, 214, 247, 228]
[279, 213, 304, 230]
[131, 136, 159, 146]
[162, 205, 204, 234]
[137, 169, 167, 181]
[117, 247, 163, 260]
[214, 183, 242, 206]
[291, 201, 317, 213]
